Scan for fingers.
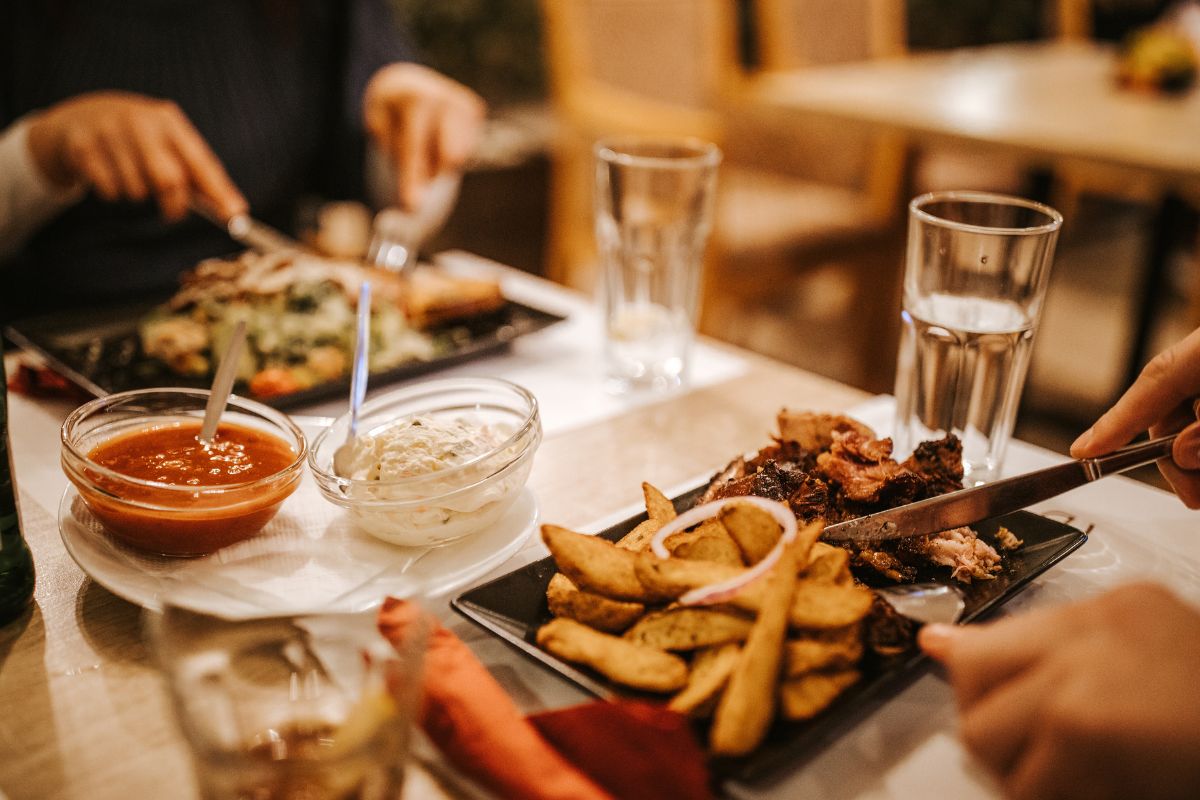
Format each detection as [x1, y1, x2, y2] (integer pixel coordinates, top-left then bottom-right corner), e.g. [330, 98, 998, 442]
[96, 129, 148, 202]
[1072, 327, 1200, 458]
[131, 122, 189, 221]
[65, 129, 121, 202]
[165, 107, 246, 219]
[32, 92, 245, 222]
[1153, 419, 1200, 507]
[394, 98, 435, 211]
[364, 63, 486, 210]
[920, 610, 1065, 709]
[957, 664, 1057, 778]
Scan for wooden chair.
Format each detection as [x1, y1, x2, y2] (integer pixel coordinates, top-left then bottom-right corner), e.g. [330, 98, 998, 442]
[538, 0, 911, 389]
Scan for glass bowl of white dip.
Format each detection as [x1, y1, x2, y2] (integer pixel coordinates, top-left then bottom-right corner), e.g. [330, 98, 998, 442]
[308, 377, 541, 547]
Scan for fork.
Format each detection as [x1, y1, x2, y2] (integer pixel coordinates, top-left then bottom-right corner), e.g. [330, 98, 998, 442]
[366, 172, 462, 273]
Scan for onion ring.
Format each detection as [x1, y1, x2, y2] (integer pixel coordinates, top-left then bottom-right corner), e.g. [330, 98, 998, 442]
[648, 496, 798, 605]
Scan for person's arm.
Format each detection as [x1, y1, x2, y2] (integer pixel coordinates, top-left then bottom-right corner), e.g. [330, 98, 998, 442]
[0, 116, 85, 261]
[1071, 326, 1200, 507]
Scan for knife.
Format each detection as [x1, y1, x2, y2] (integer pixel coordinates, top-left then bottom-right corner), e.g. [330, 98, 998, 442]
[821, 434, 1178, 543]
[191, 201, 303, 253]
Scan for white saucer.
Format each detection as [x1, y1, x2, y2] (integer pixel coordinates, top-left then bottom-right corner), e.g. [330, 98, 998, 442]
[58, 481, 538, 615]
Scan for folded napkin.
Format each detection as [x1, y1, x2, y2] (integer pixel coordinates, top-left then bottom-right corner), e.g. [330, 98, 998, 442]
[377, 599, 715, 800]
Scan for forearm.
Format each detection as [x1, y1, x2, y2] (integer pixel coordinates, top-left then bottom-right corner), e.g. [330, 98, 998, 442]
[0, 116, 84, 262]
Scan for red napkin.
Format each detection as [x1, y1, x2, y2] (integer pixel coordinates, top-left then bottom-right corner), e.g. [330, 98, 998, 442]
[377, 599, 715, 800]
[5, 359, 89, 400]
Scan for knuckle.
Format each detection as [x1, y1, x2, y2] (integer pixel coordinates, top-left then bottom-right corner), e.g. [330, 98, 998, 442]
[1140, 348, 1180, 390]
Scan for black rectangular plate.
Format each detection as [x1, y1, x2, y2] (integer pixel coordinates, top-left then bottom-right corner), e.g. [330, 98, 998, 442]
[452, 484, 1088, 787]
[4, 298, 566, 410]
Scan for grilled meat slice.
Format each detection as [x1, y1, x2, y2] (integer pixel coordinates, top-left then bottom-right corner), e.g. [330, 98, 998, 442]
[816, 431, 924, 507]
[787, 474, 833, 522]
[902, 435, 965, 497]
[706, 460, 809, 505]
[848, 546, 917, 583]
[864, 594, 917, 657]
[698, 456, 748, 504]
[777, 409, 874, 452]
[898, 526, 1001, 583]
[746, 438, 817, 472]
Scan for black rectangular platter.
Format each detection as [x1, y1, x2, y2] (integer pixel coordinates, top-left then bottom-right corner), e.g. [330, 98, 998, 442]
[452, 484, 1088, 787]
[4, 298, 565, 410]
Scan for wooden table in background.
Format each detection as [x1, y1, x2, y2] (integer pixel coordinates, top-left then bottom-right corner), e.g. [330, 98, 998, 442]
[748, 40, 1200, 389]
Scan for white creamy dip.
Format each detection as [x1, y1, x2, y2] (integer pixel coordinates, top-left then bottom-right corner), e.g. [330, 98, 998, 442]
[339, 414, 511, 482]
[336, 413, 529, 547]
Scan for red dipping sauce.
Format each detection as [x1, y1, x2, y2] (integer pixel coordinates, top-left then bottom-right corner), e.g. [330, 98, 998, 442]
[89, 421, 295, 488]
[72, 420, 302, 556]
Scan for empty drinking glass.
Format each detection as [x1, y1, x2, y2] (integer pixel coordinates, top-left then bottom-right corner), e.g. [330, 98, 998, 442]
[594, 136, 721, 391]
[893, 191, 1062, 485]
[149, 603, 427, 800]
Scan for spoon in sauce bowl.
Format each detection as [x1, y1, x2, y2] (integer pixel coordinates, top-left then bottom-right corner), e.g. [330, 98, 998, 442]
[333, 281, 372, 477]
[198, 319, 249, 445]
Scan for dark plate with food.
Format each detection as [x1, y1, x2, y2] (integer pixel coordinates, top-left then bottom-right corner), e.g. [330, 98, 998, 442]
[4, 250, 565, 409]
[452, 411, 1088, 785]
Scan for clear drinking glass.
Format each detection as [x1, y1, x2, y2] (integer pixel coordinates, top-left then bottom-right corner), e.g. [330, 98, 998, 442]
[149, 603, 427, 800]
[594, 136, 721, 391]
[893, 191, 1062, 485]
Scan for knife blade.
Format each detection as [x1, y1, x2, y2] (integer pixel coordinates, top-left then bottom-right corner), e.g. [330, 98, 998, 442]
[821, 434, 1177, 543]
[191, 201, 303, 253]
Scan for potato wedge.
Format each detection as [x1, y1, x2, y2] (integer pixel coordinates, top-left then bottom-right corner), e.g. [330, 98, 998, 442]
[624, 608, 753, 651]
[672, 534, 744, 566]
[668, 643, 741, 718]
[542, 525, 668, 602]
[537, 618, 688, 693]
[719, 501, 783, 565]
[615, 517, 661, 552]
[729, 575, 873, 630]
[643, 482, 677, 522]
[779, 669, 860, 720]
[783, 632, 863, 676]
[801, 542, 852, 585]
[634, 555, 745, 600]
[546, 573, 645, 633]
[709, 532, 804, 756]
[788, 582, 875, 629]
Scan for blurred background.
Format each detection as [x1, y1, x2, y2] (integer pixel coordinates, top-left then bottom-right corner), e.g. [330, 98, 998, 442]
[395, 0, 1198, 474]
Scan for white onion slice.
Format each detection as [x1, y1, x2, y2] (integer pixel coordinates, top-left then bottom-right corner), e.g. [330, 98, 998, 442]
[648, 495, 798, 606]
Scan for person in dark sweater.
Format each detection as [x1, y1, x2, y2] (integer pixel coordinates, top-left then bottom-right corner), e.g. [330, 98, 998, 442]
[0, 0, 484, 321]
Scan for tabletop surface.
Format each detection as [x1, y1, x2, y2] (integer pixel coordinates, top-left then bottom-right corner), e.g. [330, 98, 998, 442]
[748, 41, 1200, 185]
[2, 256, 1198, 800]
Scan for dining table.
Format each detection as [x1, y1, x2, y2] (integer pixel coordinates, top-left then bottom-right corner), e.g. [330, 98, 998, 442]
[1, 252, 1197, 800]
[746, 39, 1200, 392]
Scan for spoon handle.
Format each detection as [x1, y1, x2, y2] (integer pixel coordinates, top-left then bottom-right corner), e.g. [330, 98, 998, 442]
[199, 320, 248, 444]
[348, 282, 372, 439]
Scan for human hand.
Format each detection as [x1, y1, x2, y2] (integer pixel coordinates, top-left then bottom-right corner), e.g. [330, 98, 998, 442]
[1071, 326, 1200, 507]
[363, 63, 486, 211]
[25, 91, 247, 222]
[920, 583, 1200, 800]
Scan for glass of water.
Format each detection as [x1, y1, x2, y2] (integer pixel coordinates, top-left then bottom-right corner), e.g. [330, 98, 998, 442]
[893, 191, 1062, 485]
[594, 136, 721, 392]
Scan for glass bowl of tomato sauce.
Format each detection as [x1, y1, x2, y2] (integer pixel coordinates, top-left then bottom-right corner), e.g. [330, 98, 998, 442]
[61, 388, 307, 556]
